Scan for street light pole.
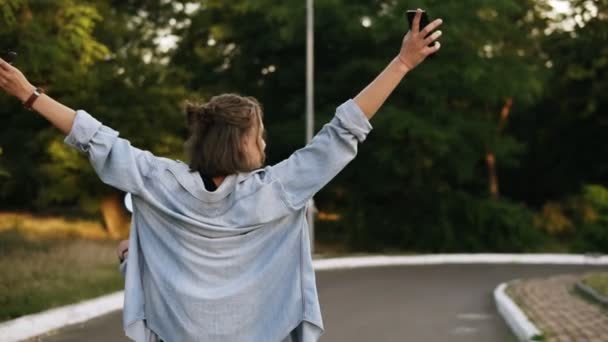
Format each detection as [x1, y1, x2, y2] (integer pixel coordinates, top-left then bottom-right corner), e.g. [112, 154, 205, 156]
[306, 0, 315, 253]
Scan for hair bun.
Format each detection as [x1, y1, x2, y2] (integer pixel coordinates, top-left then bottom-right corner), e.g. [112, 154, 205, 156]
[199, 104, 215, 124]
[185, 103, 200, 127]
[185, 103, 215, 127]
[186, 95, 259, 131]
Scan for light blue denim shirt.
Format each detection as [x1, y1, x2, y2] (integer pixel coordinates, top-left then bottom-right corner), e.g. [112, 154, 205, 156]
[64, 100, 373, 342]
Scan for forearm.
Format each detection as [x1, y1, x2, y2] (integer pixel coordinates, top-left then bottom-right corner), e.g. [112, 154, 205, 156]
[25, 92, 76, 135]
[0, 58, 76, 135]
[354, 57, 409, 120]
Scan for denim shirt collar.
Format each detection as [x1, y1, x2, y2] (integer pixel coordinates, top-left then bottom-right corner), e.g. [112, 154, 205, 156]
[166, 161, 267, 203]
[167, 161, 237, 203]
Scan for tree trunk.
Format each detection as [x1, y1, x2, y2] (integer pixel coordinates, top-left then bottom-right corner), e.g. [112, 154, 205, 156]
[486, 152, 500, 198]
[100, 193, 129, 239]
[497, 98, 513, 133]
[486, 97, 513, 199]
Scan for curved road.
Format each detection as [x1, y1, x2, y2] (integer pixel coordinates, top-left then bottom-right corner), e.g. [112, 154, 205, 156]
[37, 264, 606, 341]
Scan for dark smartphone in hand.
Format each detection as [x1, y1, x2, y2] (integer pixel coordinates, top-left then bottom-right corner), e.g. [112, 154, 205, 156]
[2, 51, 17, 65]
[407, 10, 431, 34]
[406, 10, 437, 57]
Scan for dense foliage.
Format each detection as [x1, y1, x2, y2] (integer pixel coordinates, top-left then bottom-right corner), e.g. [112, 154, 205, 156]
[1, 0, 606, 252]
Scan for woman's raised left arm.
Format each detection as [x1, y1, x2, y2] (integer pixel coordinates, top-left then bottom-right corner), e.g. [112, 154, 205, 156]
[0, 58, 159, 196]
[0, 58, 76, 133]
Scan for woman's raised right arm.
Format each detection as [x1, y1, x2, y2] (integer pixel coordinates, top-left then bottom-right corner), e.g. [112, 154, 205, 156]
[268, 9, 443, 210]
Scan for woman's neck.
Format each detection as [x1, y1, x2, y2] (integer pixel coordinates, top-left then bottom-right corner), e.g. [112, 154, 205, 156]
[212, 176, 226, 188]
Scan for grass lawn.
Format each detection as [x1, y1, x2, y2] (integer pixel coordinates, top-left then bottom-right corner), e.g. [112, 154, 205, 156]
[582, 272, 608, 297]
[0, 214, 123, 322]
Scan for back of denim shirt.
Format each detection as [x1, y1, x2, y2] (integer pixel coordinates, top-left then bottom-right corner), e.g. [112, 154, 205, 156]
[65, 99, 372, 342]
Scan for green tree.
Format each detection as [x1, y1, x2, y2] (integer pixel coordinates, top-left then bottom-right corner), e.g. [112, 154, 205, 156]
[505, 0, 608, 205]
[315, 0, 548, 251]
[0, 1, 188, 237]
[2, 0, 604, 252]
[169, 0, 550, 251]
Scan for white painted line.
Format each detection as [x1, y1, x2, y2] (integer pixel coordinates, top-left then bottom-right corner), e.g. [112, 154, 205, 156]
[2, 254, 606, 341]
[494, 282, 543, 341]
[0, 291, 123, 342]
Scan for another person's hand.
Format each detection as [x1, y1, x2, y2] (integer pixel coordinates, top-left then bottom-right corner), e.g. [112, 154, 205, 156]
[116, 239, 129, 263]
[398, 9, 443, 70]
[0, 58, 34, 102]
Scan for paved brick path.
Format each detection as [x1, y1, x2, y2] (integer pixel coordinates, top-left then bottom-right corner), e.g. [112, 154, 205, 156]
[509, 274, 608, 342]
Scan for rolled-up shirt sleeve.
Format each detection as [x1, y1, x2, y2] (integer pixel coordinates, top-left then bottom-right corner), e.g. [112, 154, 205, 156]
[268, 99, 373, 210]
[64, 110, 157, 195]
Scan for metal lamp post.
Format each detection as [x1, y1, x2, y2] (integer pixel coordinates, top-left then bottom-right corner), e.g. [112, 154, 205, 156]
[306, 0, 315, 253]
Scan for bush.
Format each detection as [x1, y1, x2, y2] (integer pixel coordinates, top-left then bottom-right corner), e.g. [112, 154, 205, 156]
[531, 185, 608, 253]
[432, 193, 543, 252]
[317, 190, 543, 253]
[572, 185, 608, 253]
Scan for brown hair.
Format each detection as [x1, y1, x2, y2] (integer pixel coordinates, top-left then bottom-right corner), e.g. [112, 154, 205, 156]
[185, 93, 265, 177]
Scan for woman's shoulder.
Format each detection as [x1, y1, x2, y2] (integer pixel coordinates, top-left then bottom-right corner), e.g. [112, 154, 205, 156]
[158, 158, 188, 170]
[148, 158, 192, 181]
[235, 165, 274, 185]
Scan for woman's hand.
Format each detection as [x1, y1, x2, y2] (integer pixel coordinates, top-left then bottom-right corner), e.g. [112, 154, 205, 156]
[0, 58, 34, 102]
[397, 9, 443, 70]
[116, 239, 129, 263]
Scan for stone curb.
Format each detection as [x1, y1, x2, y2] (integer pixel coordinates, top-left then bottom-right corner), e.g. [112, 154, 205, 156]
[2, 253, 607, 341]
[494, 282, 543, 341]
[575, 280, 608, 308]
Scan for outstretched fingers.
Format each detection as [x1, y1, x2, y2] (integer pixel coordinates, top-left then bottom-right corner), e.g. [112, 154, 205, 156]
[0, 59, 13, 89]
[0, 60, 12, 91]
[0, 72, 8, 87]
[424, 41, 442, 56]
[420, 18, 443, 37]
[412, 9, 422, 33]
[424, 30, 443, 45]
[0, 58, 11, 72]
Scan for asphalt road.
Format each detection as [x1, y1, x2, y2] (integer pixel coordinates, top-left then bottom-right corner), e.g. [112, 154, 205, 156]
[35, 264, 606, 342]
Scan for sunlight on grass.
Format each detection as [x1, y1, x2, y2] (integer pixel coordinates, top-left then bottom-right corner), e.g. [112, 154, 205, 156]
[0, 230, 123, 321]
[0, 212, 110, 240]
[0, 213, 123, 321]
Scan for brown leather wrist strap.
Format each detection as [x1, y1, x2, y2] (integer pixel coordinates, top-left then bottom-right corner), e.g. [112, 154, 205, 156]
[23, 87, 44, 111]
